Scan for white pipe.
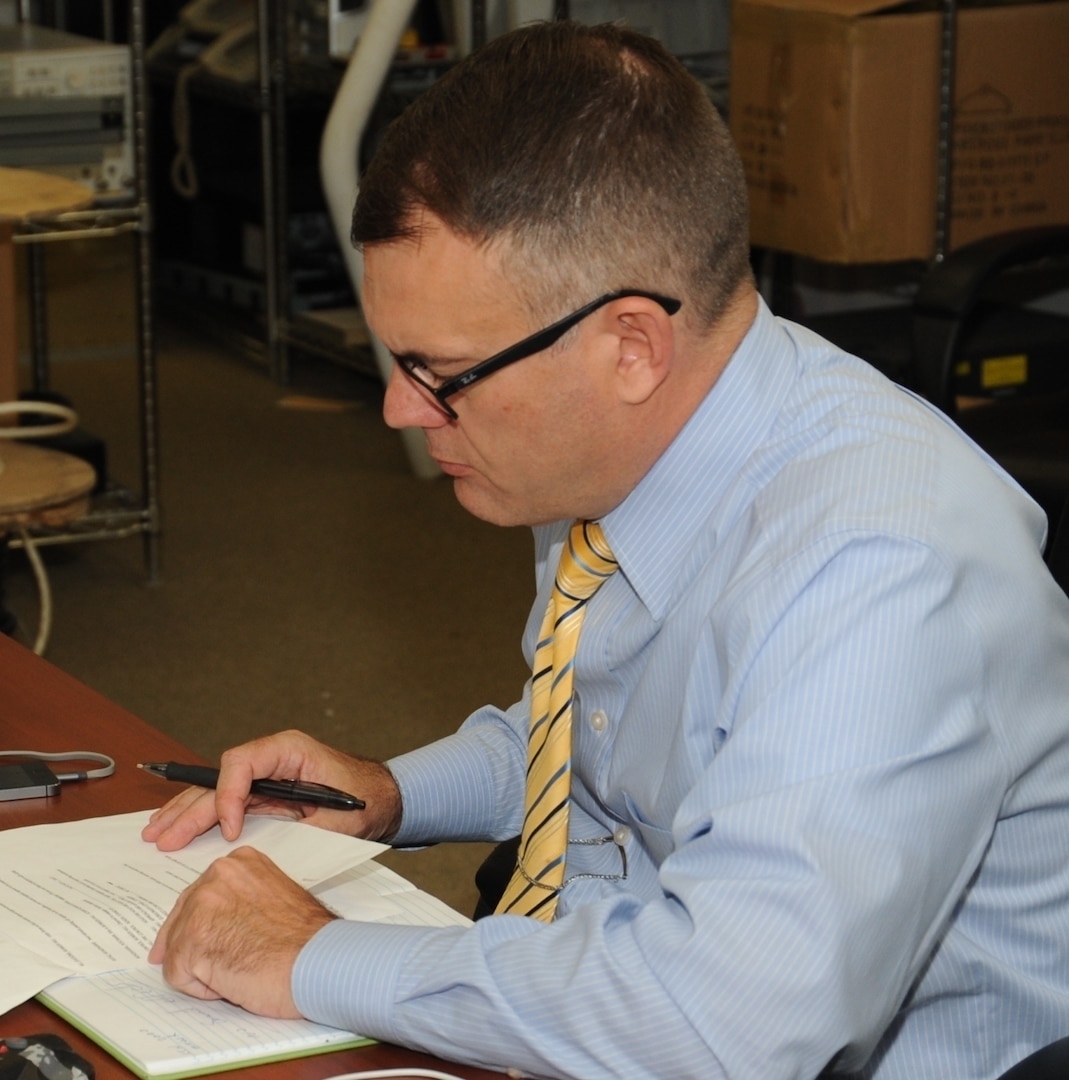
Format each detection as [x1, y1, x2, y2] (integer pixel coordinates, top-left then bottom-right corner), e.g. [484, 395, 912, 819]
[319, 0, 439, 479]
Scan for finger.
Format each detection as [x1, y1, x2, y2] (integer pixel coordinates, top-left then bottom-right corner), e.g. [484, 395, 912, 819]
[162, 969, 223, 1002]
[213, 756, 273, 841]
[142, 787, 223, 851]
[143, 784, 204, 831]
[148, 923, 167, 965]
[157, 923, 224, 1003]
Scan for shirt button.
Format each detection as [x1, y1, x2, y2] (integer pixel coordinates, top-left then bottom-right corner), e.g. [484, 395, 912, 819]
[590, 710, 608, 732]
[613, 825, 632, 846]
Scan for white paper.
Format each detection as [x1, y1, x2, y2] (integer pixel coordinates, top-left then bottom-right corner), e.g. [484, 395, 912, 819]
[312, 860, 471, 927]
[0, 809, 385, 1014]
[35, 861, 471, 1078]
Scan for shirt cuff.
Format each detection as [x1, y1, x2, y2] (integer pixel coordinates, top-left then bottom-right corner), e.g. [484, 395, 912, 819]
[293, 917, 462, 1040]
[386, 718, 523, 846]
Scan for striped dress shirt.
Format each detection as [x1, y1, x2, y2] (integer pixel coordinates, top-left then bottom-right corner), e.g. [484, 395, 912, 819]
[295, 299, 1069, 1080]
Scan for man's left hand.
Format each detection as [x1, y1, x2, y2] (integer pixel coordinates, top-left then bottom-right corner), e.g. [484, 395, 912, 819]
[149, 846, 336, 1017]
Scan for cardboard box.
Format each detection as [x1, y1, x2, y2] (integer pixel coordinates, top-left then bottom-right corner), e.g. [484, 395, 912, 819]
[729, 0, 1069, 263]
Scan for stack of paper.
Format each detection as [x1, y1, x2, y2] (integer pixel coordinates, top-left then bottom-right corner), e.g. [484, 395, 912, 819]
[0, 809, 470, 1079]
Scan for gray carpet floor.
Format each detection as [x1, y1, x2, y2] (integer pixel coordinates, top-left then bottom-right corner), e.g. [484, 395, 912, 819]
[5, 293, 535, 917]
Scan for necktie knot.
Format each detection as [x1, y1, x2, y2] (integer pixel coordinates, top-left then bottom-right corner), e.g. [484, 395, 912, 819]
[555, 520, 619, 605]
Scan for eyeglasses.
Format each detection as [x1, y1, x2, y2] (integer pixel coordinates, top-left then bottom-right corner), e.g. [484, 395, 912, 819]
[393, 289, 682, 419]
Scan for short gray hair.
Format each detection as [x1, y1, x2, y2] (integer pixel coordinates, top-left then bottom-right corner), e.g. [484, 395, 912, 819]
[352, 20, 752, 328]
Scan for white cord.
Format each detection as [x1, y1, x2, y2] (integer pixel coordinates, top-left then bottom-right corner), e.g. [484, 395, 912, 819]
[323, 1070, 474, 1080]
[170, 61, 199, 198]
[16, 524, 51, 655]
[319, 1071, 475, 1080]
[0, 400, 78, 440]
[0, 750, 115, 782]
[0, 400, 80, 655]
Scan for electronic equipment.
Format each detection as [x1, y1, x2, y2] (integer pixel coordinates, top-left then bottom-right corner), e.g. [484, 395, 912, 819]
[0, 23, 133, 194]
[0, 760, 60, 800]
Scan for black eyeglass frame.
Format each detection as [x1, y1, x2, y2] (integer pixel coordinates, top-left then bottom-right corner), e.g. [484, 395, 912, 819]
[395, 289, 682, 419]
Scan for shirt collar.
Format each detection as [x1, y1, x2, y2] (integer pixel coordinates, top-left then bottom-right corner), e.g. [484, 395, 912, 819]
[600, 297, 799, 621]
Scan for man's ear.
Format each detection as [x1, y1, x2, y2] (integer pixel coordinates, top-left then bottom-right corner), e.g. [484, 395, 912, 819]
[611, 299, 675, 405]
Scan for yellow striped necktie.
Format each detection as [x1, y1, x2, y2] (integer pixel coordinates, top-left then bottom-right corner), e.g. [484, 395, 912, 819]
[496, 519, 618, 921]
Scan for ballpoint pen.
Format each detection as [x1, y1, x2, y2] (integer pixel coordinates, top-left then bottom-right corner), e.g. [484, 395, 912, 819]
[137, 761, 365, 810]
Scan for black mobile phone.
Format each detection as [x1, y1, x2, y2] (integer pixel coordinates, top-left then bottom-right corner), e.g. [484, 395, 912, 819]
[0, 760, 61, 800]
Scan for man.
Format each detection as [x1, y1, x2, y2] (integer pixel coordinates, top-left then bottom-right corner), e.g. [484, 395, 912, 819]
[143, 20, 1069, 1080]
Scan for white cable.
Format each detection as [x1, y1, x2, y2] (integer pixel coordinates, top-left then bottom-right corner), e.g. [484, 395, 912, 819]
[16, 524, 50, 655]
[0, 750, 115, 782]
[0, 400, 78, 440]
[170, 61, 199, 199]
[318, 0, 439, 481]
[0, 400, 80, 655]
[323, 1070, 472, 1080]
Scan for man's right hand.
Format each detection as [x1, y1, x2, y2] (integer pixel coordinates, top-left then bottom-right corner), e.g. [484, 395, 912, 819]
[140, 729, 403, 851]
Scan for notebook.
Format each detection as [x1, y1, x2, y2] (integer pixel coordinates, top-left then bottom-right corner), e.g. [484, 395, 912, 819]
[39, 968, 369, 1080]
[38, 860, 471, 1080]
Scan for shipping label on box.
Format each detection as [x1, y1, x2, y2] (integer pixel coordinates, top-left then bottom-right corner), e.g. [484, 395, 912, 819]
[952, 81, 1069, 242]
[730, 0, 1069, 263]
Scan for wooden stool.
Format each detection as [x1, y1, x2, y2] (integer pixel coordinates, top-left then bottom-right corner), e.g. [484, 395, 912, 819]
[0, 441, 95, 654]
[0, 166, 98, 653]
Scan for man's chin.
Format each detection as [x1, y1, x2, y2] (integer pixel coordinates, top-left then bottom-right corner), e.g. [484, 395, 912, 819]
[451, 475, 527, 528]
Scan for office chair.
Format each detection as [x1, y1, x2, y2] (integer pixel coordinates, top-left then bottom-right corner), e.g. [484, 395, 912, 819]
[1043, 493, 1069, 595]
[911, 225, 1069, 531]
[912, 226, 1069, 413]
[912, 227, 1069, 1068]
[995, 1036, 1069, 1080]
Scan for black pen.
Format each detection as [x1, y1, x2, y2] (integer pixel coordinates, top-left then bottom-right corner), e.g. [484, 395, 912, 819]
[137, 761, 365, 811]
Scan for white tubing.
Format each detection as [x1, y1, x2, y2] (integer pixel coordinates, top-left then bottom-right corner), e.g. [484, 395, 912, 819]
[319, 0, 440, 479]
[17, 524, 51, 655]
[0, 401, 79, 657]
[0, 400, 78, 440]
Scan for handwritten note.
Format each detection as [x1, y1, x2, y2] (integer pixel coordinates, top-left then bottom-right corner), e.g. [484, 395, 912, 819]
[40, 967, 367, 1078]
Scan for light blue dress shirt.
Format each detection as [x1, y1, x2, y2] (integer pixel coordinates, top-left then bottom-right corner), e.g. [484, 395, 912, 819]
[294, 299, 1069, 1079]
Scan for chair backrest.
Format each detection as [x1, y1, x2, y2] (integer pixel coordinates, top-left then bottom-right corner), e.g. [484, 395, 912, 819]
[911, 225, 1069, 414]
[1045, 495, 1069, 597]
[911, 226, 1069, 528]
[996, 1036, 1069, 1080]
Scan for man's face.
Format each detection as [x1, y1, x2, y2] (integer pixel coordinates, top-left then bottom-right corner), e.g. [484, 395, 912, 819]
[362, 218, 626, 527]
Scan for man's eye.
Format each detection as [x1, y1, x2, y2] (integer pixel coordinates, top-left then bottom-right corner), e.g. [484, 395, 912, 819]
[420, 364, 448, 387]
[397, 355, 439, 384]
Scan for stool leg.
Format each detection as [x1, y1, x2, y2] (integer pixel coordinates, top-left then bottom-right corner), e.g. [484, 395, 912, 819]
[1, 220, 18, 410]
[0, 536, 18, 638]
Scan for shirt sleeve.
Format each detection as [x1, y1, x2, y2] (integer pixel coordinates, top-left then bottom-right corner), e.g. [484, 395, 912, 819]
[293, 533, 1017, 1079]
[386, 694, 532, 846]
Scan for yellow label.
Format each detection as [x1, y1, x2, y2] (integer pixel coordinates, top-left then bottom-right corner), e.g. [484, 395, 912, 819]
[980, 354, 1028, 390]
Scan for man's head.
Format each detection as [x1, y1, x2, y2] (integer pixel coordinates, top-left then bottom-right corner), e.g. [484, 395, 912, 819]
[354, 21, 756, 527]
[353, 19, 751, 330]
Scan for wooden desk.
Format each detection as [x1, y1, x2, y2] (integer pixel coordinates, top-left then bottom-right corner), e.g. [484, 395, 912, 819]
[0, 633, 503, 1080]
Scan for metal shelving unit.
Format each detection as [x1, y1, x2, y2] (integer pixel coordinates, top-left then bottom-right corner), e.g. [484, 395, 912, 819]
[144, 1, 384, 386]
[10, 0, 162, 582]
